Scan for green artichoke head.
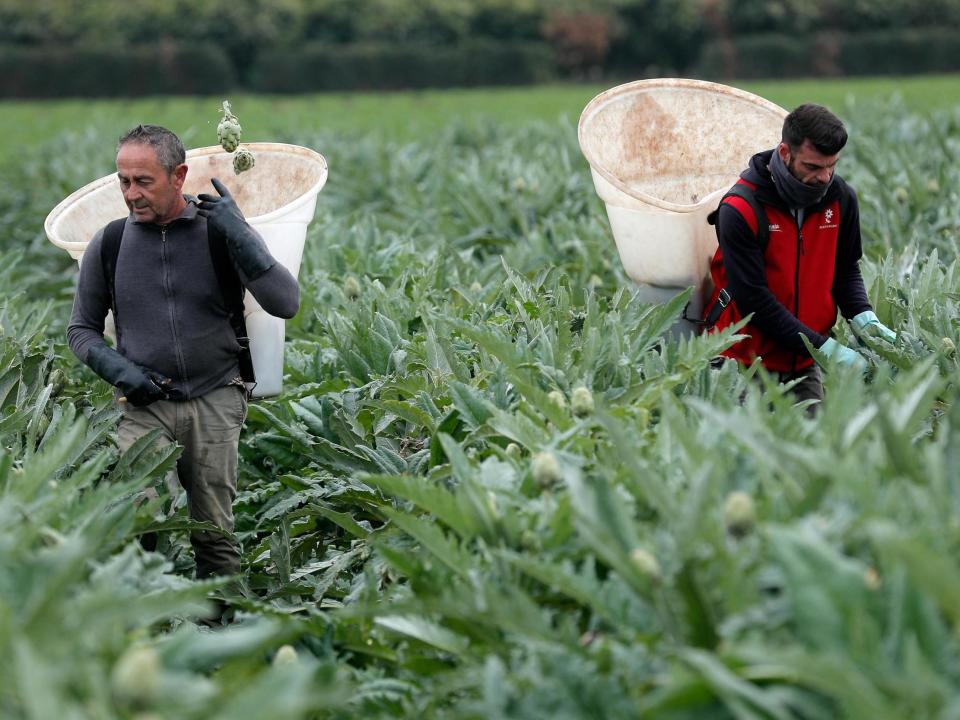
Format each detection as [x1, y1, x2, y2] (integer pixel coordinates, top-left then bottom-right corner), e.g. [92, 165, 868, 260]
[233, 147, 256, 175]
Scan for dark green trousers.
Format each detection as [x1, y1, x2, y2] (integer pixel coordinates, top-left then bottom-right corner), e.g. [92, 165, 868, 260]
[118, 384, 247, 578]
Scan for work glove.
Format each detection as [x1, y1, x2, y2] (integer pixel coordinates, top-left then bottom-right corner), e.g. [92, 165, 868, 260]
[87, 345, 172, 406]
[196, 178, 275, 280]
[851, 310, 897, 344]
[818, 337, 867, 371]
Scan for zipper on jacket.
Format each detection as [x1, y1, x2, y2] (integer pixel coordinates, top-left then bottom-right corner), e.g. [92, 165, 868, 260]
[792, 212, 803, 374]
[160, 226, 191, 393]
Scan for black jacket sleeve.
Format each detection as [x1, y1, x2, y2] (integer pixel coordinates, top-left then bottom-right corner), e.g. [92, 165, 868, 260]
[227, 225, 301, 320]
[717, 203, 828, 353]
[240, 261, 301, 320]
[66, 228, 112, 364]
[831, 184, 872, 319]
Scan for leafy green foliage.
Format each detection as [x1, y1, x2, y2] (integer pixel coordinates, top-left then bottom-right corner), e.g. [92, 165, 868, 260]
[2, 97, 960, 718]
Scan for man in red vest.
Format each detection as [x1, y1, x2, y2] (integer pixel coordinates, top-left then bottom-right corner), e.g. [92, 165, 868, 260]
[706, 103, 895, 404]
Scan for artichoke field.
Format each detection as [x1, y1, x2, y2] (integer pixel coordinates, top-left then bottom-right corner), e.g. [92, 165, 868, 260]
[1, 96, 959, 719]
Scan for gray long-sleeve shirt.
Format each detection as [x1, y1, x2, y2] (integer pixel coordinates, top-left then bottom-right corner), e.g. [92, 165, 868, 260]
[68, 197, 300, 400]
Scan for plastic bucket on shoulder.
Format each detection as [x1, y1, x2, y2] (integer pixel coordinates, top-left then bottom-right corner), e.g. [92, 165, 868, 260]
[44, 142, 328, 398]
[578, 79, 787, 328]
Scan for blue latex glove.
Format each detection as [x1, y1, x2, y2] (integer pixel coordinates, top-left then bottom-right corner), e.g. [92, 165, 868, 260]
[852, 310, 897, 343]
[819, 338, 867, 371]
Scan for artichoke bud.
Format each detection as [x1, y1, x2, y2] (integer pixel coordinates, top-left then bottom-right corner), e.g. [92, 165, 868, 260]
[217, 100, 242, 152]
[571, 386, 594, 417]
[637, 407, 651, 430]
[232, 147, 255, 175]
[531, 451, 562, 488]
[111, 645, 161, 705]
[547, 390, 567, 410]
[49, 368, 66, 395]
[520, 529, 541, 551]
[344, 275, 361, 300]
[630, 547, 661, 580]
[723, 490, 757, 538]
[273, 644, 299, 666]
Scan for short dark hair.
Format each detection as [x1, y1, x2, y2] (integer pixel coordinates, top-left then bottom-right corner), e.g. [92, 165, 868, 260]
[782, 104, 847, 155]
[117, 124, 185, 174]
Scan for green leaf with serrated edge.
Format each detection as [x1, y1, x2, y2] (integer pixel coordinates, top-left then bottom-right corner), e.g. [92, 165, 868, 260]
[310, 435, 376, 473]
[107, 427, 180, 485]
[289, 397, 325, 435]
[453, 321, 569, 429]
[447, 380, 496, 430]
[379, 506, 471, 577]
[16, 407, 89, 498]
[437, 432, 473, 484]
[629, 287, 693, 353]
[23, 382, 53, 457]
[375, 615, 469, 655]
[248, 403, 314, 447]
[137, 516, 236, 539]
[309, 502, 370, 538]
[369, 399, 434, 431]
[676, 649, 798, 720]
[502, 551, 628, 633]
[365, 473, 476, 537]
[357, 443, 407, 474]
[485, 407, 549, 449]
[424, 324, 454, 378]
[429, 408, 463, 467]
[270, 521, 291, 582]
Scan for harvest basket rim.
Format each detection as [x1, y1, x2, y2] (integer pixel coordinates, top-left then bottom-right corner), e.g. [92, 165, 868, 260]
[577, 78, 787, 213]
[45, 142, 328, 251]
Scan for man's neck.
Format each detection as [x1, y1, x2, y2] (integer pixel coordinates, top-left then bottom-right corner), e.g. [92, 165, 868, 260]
[157, 196, 188, 226]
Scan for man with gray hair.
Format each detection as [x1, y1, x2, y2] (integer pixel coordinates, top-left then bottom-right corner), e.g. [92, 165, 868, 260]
[68, 125, 299, 614]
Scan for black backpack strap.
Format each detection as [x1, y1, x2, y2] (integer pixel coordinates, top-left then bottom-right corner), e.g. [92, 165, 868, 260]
[100, 217, 127, 340]
[207, 225, 256, 385]
[708, 183, 769, 252]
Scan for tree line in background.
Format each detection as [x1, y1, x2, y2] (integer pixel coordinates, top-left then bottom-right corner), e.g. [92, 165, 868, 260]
[1, 0, 958, 96]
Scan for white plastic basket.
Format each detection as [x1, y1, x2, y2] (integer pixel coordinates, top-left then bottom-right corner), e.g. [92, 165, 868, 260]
[579, 79, 787, 325]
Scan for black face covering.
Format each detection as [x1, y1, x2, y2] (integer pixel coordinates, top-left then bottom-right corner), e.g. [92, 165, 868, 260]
[768, 148, 833, 209]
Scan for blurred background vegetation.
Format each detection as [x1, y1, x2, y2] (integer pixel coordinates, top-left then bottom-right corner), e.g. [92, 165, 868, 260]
[0, 0, 958, 97]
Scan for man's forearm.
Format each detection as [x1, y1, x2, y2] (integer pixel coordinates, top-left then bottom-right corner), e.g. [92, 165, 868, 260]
[243, 263, 300, 319]
[67, 323, 109, 368]
[833, 261, 872, 320]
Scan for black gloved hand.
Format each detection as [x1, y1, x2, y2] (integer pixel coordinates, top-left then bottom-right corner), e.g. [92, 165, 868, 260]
[87, 345, 172, 407]
[196, 177, 276, 280]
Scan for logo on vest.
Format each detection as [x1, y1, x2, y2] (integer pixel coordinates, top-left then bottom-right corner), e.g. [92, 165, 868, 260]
[769, 223, 781, 232]
[819, 207, 838, 230]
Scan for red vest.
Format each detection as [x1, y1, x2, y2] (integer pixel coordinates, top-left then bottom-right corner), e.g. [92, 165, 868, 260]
[708, 180, 842, 372]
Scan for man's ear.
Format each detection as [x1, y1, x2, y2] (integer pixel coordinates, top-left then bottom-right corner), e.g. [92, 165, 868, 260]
[172, 163, 188, 191]
[777, 142, 791, 163]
